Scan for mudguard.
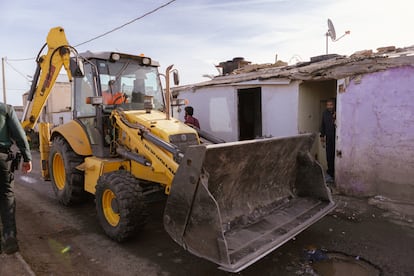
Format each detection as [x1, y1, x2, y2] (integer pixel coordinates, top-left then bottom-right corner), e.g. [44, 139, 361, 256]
[51, 120, 92, 156]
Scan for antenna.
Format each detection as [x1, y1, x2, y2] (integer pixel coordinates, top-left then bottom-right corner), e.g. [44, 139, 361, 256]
[325, 18, 350, 54]
[327, 19, 336, 41]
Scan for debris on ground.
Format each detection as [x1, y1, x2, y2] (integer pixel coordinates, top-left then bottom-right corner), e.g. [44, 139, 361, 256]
[368, 195, 414, 228]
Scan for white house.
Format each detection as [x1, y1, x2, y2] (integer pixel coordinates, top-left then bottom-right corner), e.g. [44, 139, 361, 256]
[172, 46, 414, 205]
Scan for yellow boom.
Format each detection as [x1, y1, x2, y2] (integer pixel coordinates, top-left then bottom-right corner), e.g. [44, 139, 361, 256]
[21, 27, 73, 130]
[21, 27, 74, 179]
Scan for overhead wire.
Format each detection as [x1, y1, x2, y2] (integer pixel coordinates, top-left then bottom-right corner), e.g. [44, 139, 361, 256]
[3, 0, 177, 84]
[6, 88, 28, 91]
[74, 0, 177, 47]
[4, 59, 32, 82]
[6, 57, 35, 61]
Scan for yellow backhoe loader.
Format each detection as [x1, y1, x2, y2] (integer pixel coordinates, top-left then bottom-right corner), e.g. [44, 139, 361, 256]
[21, 27, 335, 272]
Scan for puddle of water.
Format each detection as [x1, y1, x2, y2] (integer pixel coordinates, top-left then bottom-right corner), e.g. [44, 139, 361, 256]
[311, 253, 380, 276]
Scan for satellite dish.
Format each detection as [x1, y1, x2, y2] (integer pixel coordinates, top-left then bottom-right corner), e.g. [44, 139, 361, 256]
[327, 19, 336, 41]
[325, 18, 350, 54]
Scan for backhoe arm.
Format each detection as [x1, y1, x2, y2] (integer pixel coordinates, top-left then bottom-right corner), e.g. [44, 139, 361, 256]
[21, 27, 73, 130]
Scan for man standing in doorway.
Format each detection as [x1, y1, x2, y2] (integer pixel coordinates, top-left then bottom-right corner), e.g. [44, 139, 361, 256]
[184, 106, 200, 129]
[320, 98, 336, 183]
[0, 102, 32, 254]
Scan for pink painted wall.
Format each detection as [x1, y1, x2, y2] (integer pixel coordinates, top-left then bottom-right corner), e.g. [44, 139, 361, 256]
[336, 66, 414, 201]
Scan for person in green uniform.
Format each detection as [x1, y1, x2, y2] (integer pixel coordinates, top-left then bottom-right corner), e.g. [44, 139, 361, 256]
[0, 102, 32, 254]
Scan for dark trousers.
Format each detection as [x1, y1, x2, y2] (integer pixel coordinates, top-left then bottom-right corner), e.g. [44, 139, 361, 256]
[326, 137, 335, 177]
[0, 152, 16, 239]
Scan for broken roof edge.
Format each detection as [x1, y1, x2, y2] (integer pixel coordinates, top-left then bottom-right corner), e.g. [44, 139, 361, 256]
[173, 45, 414, 93]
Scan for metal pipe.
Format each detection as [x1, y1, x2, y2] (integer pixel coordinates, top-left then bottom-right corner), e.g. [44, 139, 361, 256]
[2, 57, 6, 104]
[196, 128, 226, 144]
[22, 63, 42, 123]
[116, 147, 151, 167]
[142, 131, 182, 159]
[165, 64, 174, 120]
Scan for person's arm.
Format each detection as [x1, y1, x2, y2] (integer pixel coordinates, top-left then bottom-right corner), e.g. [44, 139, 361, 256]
[6, 106, 32, 173]
[194, 118, 200, 129]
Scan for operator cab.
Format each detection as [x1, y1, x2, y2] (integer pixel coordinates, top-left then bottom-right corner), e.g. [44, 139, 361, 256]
[74, 51, 164, 114]
[73, 51, 164, 157]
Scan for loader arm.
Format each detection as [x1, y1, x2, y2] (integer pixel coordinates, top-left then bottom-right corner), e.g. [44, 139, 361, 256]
[111, 109, 181, 193]
[21, 27, 74, 131]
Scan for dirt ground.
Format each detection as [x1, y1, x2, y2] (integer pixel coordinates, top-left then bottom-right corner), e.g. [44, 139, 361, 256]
[2, 151, 414, 275]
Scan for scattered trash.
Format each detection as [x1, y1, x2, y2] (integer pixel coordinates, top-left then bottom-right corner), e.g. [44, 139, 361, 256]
[329, 228, 333, 232]
[302, 246, 381, 276]
[172, 258, 183, 264]
[303, 246, 328, 262]
[157, 252, 163, 257]
[61, 246, 71, 254]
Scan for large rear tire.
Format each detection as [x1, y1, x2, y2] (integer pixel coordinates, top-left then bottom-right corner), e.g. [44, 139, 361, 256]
[49, 136, 87, 205]
[96, 171, 148, 242]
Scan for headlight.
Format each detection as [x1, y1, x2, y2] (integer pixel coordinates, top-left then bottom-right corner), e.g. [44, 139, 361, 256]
[169, 134, 198, 144]
[142, 57, 151, 65]
[110, 53, 121, 61]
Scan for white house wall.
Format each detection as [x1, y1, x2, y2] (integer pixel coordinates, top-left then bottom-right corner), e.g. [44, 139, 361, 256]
[47, 82, 72, 113]
[51, 111, 72, 127]
[261, 83, 299, 138]
[176, 83, 301, 142]
[175, 86, 238, 141]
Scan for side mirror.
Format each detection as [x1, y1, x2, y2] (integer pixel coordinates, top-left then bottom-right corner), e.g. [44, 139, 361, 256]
[70, 57, 85, 78]
[173, 70, 180, 86]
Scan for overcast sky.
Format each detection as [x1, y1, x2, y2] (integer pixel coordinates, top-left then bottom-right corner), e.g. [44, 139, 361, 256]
[1, 0, 413, 105]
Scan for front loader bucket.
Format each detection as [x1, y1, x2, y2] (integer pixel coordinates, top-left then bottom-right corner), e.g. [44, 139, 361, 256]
[164, 133, 335, 272]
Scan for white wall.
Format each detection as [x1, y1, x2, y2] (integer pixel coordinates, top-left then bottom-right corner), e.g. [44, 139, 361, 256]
[261, 83, 299, 138]
[47, 82, 72, 113]
[51, 111, 72, 127]
[175, 82, 301, 142]
[175, 86, 238, 141]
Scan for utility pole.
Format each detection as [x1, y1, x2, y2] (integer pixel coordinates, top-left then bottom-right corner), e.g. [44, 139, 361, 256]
[1, 57, 6, 104]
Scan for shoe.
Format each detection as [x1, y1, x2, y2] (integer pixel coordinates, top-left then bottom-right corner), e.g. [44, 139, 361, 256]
[325, 174, 334, 183]
[3, 236, 19, 254]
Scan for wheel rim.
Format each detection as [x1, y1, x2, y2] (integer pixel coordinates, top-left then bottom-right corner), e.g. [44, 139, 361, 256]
[102, 189, 120, 227]
[52, 152, 66, 190]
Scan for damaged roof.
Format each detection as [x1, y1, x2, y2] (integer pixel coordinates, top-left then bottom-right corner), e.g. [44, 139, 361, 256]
[174, 45, 414, 92]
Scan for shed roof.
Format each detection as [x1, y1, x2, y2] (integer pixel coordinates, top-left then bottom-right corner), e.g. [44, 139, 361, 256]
[174, 45, 414, 93]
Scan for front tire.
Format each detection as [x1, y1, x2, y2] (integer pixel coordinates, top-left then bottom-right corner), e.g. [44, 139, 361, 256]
[96, 171, 148, 242]
[49, 136, 87, 205]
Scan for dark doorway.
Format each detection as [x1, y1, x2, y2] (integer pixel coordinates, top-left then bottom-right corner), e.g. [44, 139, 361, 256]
[298, 80, 337, 175]
[238, 87, 262, 140]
